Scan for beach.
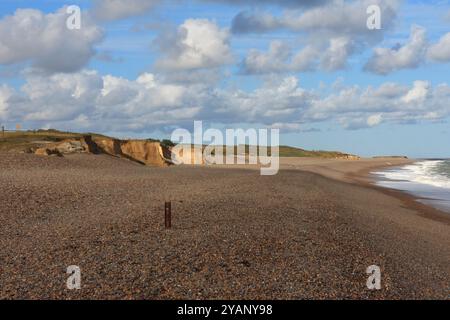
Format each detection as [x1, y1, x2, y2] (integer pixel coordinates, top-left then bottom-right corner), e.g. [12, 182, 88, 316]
[0, 153, 448, 299]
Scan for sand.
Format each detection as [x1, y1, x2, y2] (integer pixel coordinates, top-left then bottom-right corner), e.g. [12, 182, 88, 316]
[0, 153, 448, 299]
[279, 157, 412, 182]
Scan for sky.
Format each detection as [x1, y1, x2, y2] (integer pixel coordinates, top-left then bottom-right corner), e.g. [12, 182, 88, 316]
[0, 0, 450, 158]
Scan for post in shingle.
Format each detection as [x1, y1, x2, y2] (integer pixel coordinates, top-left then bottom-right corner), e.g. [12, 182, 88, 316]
[165, 201, 172, 229]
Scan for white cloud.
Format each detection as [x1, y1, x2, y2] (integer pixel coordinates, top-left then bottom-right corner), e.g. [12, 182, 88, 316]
[3, 70, 204, 132]
[241, 37, 354, 75]
[155, 19, 233, 71]
[364, 25, 428, 75]
[20, 70, 103, 121]
[427, 32, 450, 62]
[282, 0, 398, 37]
[232, 0, 399, 39]
[214, 76, 313, 123]
[3, 69, 450, 133]
[306, 79, 450, 129]
[241, 41, 314, 74]
[234, 1, 450, 75]
[92, 0, 160, 21]
[320, 37, 354, 71]
[270, 122, 302, 131]
[291, 46, 319, 71]
[236, 0, 399, 74]
[401, 80, 429, 104]
[241, 46, 277, 74]
[371, 82, 408, 98]
[0, 8, 103, 73]
[367, 114, 382, 127]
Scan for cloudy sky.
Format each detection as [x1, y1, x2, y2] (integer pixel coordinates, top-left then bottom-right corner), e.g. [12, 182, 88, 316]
[0, 0, 450, 157]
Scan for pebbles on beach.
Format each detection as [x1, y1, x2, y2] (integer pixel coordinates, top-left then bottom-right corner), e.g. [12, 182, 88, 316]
[0, 153, 448, 299]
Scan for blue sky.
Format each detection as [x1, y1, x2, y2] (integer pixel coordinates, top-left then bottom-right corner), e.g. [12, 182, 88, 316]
[0, 0, 450, 157]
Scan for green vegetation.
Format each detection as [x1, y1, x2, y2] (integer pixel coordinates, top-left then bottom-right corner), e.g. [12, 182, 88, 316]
[212, 145, 350, 158]
[278, 146, 351, 158]
[177, 144, 354, 158]
[160, 139, 176, 148]
[0, 129, 355, 158]
[0, 129, 109, 152]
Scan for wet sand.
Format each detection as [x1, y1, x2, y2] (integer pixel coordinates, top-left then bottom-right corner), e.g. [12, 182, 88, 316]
[0, 153, 448, 299]
[280, 157, 413, 183]
[280, 157, 450, 224]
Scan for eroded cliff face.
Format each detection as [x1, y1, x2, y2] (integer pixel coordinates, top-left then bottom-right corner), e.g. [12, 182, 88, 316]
[94, 138, 172, 167]
[34, 136, 172, 167]
[34, 136, 100, 157]
[32, 135, 361, 166]
[92, 137, 121, 155]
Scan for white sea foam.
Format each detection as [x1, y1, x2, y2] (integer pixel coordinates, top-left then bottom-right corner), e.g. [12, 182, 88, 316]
[373, 160, 450, 189]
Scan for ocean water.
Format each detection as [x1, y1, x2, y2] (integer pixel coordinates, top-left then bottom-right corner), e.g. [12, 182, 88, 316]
[373, 160, 450, 213]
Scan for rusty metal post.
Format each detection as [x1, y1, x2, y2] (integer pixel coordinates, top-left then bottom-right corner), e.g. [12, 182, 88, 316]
[165, 201, 172, 229]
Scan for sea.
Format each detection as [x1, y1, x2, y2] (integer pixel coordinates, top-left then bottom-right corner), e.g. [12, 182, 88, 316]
[373, 159, 450, 213]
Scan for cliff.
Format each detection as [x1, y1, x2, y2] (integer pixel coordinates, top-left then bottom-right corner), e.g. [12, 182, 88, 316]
[33, 135, 172, 167]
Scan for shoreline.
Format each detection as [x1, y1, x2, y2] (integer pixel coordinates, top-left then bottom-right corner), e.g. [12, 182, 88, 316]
[347, 160, 450, 226]
[279, 157, 450, 225]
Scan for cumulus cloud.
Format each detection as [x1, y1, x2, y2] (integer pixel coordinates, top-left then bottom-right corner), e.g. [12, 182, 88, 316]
[401, 80, 429, 104]
[427, 32, 450, 62]
[236, 0, 399, 74]
[3, 69, 450, 133]
[19, 70, 103, 121]
[241, 41, 315, 74]
[232, 0, 399, 37]
[0, 7, 103, 73]
[364, 25, 428, 75]
[365, 25, 450, 74]
[371, 82, 408, 98]
[214, 76, 314, 124]
[240, 37, 354, 74]
[155, 19, 233, 71]
[367, 114, 382, 127]
[320, 37, 354, 71]
[2, 70, 205, 132]
[233, 2, 450, 74]
[306, 79, 450, 129]
[92, 0, 160, 21]
[233, 1, 450, 75]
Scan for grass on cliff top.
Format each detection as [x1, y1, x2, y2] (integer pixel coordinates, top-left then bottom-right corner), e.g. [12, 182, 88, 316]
[0, 129, 109, 152]
[278, 146, 350, 158]
[0, 129, 353, 158]
[178, 144, 352, 158]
